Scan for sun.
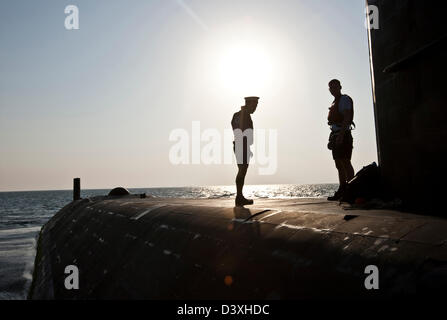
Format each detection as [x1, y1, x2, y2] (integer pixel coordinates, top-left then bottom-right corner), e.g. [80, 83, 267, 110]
[218, 43, 273, 96]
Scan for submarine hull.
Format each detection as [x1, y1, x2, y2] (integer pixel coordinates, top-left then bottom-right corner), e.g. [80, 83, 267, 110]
[29, 195, 447, 299]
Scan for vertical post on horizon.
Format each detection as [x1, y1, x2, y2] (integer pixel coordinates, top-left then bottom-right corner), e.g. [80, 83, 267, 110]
[73, 178, 80, 201]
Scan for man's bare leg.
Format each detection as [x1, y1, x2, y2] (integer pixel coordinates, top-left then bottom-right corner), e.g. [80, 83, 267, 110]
[235, 164, 253, 206]
[335, 159, 347, 187]
[236, 164, 248, 197]
[328, 159, 349, 201]
[344, 159, 355, 182]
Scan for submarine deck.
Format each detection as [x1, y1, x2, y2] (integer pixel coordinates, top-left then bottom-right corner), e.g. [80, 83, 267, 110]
[29, 195, 447, 299]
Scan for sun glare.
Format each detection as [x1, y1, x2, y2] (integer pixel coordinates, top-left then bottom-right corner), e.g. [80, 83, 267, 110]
[218, 44, 273, 96]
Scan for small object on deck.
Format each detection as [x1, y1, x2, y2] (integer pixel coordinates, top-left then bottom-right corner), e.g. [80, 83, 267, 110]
[108, 187, 130, 196]
[341, 162, 380, 204]
[73, 178, 81, 201]
[343, 214, 358, 221]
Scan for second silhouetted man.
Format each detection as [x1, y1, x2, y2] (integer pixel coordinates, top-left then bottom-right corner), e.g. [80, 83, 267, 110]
[327, 79, 355, 201]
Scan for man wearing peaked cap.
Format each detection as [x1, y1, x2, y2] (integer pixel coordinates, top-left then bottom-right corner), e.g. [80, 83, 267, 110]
[231, 96, 259, 206]
[244, 96, 259, 102]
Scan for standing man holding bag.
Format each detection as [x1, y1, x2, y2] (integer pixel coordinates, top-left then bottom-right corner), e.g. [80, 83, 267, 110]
[327, 79, 355, 201]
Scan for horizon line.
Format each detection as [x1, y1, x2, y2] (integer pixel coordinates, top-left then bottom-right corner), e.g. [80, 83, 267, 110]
[0, 182, 339, 193]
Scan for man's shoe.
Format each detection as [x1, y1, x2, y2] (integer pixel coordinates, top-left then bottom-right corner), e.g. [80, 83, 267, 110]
[327, 187, 345, 201]
[235, 196, 254, 206]
[327, 192, 341, 201]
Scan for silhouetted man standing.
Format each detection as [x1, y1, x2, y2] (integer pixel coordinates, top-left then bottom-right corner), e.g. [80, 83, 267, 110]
[327, 79, 355, 201]
[231, 96, 259, 206]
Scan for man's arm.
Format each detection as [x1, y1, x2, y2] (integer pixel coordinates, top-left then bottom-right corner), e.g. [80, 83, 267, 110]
[231, 112, 239, 130]
[240, 109, 248, 131]
[336, 98, 353, 144]
[340, 109, 353, 132]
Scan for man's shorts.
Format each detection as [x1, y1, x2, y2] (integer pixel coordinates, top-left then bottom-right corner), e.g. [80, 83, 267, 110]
[331, 131, 353, 160]
[233, 138, 252, 165]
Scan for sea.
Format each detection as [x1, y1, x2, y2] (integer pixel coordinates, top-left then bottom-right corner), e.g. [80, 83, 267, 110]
[0, 184, 337, 300]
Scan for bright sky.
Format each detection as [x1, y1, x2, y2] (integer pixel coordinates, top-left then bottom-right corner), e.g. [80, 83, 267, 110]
[0, 0, 377, 191]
